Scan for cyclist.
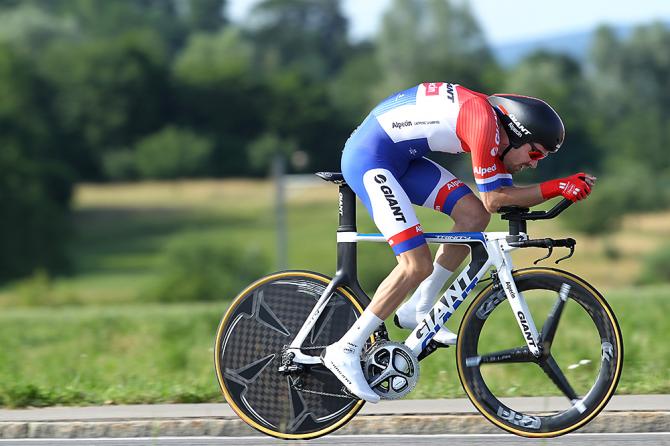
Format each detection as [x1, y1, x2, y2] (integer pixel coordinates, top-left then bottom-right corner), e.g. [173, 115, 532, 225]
[321, 82, 596, 403]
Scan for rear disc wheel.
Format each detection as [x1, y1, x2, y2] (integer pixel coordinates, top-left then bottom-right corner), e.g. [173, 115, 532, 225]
[214, 270, 379, 439]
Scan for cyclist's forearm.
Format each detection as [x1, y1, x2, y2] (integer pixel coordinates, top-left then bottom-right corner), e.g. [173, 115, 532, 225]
[479, 185, 544, 213]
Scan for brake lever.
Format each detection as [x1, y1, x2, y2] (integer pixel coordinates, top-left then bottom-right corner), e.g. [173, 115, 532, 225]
[533, 245, 553, 265]
[555, 244, 575, 264]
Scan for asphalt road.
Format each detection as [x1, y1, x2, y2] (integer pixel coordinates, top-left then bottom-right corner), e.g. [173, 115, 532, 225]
[2, 433, 670, 446]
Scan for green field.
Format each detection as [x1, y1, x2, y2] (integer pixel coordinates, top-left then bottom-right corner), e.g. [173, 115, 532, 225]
[1, 179, 669, 407]
[1, 286, 669, 407]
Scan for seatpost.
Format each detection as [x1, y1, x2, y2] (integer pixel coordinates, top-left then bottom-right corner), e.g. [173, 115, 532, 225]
[337, 184, 357, 232]
[335, 184, 360, 290]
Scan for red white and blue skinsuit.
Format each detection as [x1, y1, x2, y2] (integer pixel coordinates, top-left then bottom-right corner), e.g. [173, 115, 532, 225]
[341, 82, 511, 255]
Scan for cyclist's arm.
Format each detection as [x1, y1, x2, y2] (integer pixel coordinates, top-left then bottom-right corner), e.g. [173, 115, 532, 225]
[480, 185, 544, 213]
[480, 173, 597, 214]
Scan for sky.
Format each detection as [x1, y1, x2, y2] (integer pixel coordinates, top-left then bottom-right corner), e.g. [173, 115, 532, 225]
[227, 0, 670, 45]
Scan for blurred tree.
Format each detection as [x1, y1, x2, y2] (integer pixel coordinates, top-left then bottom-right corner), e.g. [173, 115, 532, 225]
[586, 23, 670, 203]
[0, 3, 77, 56]
[0, 43, 73, 282]
[172, 27, 262, 176]
[40, 30, 169, 179]
[375, 0, 497, 95]
[0, 146, 72, 282]
[173, 27, 253, 85]
[5, 0, 228, 51]
[247, 0, 350, 80]
[558, 22, 670, 236]
[328, 43, 381, 126]
[262, 70, 349, 173]
[133, 126, 214, 179]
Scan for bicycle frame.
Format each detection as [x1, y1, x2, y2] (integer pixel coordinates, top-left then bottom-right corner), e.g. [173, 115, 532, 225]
[286, 181, 542, 365]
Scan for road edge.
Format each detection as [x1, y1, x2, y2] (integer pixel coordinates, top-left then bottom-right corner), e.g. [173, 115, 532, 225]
[1, 412, 669, 438]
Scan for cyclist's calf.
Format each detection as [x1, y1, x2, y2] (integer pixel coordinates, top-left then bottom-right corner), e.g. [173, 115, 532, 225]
[397, 246, 433, 284]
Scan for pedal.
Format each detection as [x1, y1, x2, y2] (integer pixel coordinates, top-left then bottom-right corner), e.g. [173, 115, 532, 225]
[416, 339, 449, 361]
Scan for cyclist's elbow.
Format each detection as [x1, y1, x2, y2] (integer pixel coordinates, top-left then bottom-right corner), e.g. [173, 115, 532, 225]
[480, 191, 502, 214]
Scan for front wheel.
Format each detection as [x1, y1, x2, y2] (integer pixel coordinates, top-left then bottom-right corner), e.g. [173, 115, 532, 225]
[214, 270, 381, 440]
[456, 267, 623, 438]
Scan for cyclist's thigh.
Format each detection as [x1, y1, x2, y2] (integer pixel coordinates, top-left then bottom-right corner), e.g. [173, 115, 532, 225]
[342, 147, 425, 256]
[399, 157, 473, 216]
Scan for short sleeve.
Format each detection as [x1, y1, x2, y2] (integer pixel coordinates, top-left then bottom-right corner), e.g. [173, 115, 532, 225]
[456, 96, 513, 192]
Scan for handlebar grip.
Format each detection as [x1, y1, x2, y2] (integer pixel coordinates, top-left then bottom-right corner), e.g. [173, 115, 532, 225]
[555, 198, 574, 212]
[509, 237, 575, 249]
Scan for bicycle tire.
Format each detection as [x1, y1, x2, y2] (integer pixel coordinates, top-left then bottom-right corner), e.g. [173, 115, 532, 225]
[456, 267, 623, 438]
[214, 270, 380, 440]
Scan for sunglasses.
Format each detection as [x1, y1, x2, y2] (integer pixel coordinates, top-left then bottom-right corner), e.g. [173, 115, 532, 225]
[528, 143, 548, 161]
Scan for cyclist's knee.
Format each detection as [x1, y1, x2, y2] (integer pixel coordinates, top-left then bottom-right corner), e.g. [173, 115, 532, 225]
[468, 209, 491, 231]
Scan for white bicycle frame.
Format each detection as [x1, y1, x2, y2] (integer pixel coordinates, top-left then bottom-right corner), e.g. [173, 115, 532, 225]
[286, 230, 541, 365]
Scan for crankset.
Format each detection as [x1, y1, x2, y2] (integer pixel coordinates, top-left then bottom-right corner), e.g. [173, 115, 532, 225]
[362, 340, 420, 400]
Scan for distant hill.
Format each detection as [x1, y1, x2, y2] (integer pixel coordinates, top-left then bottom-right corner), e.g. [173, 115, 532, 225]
[491, 24, 644, 67]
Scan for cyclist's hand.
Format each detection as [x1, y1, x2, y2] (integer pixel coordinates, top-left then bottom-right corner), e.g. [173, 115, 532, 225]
[541, 173, 594, 202]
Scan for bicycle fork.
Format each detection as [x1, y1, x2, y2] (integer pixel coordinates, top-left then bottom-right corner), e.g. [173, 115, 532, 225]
[490, 238, 542, 357]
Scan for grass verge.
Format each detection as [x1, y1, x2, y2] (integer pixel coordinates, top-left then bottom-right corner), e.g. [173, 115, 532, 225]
[1, 285, 668, 407]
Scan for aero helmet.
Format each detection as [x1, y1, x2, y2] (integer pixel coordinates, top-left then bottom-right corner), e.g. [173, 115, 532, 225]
[487, 94, 565, 154]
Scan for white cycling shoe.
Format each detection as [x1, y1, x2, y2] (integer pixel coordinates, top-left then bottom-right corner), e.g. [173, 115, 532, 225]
[321, 341, 380, 403]
[395, 303, 458, 346]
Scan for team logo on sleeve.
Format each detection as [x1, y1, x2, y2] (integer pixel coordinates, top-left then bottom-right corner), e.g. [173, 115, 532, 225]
[423, 82, 443, 96]
[474, 165, 497, 176]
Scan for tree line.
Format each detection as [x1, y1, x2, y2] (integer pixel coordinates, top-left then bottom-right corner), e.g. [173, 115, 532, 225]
[1, 0, 670, 282]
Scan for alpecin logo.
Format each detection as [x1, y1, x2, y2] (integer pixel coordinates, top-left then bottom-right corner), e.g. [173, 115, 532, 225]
[392, 120, 412, 129]
[473, 164, 497, 175]
[447, 179, 463, 190]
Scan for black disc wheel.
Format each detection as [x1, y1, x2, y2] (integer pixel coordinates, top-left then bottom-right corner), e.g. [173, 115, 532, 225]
[456, 268, 623, 438]
[214, 270, 381, 440]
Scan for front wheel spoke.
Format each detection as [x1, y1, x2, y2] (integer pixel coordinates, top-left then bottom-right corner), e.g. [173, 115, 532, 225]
[540, 355, 578, 401]
[478, 345, 536, 364]
[541, 284, 571, 347]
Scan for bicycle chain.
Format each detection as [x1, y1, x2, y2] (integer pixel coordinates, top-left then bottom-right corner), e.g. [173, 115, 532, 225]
[292, 384, 354, 399]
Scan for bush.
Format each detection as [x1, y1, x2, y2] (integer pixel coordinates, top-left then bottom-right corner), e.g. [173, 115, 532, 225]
[102, 149, 137, 180]
[560, 167, 661, 235]
[133, 126, 214, 179]
[638, 243, 670, 285]
[0, 146, 73, 283]
[147, 235, 270, 302]
[559, 179, 627, 235]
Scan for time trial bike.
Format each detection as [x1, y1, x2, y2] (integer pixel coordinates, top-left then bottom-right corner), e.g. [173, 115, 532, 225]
[214, 171, 622, 439]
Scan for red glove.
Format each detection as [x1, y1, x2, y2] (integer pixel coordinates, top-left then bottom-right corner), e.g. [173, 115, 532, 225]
[540, 173, 591, 202]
